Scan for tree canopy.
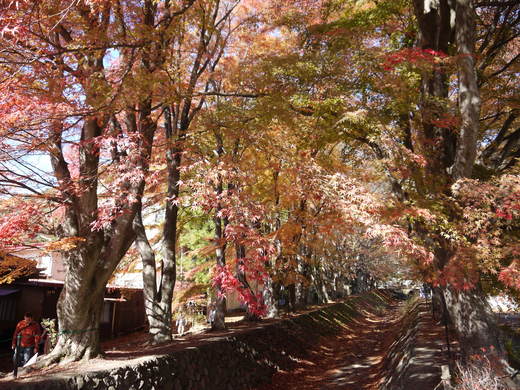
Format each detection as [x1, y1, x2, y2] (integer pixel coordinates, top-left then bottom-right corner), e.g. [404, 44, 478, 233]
[0, 0, 519, 372]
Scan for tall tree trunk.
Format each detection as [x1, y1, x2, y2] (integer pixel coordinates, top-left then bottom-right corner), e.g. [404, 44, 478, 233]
[212, 217, 227, 330]
[133, 209, 169, 342]
[444, 0, 511, 370]
[438, 0, 506, 366]
[135, 0, 231, 341]
[263, 170, 282, 318]
[212, 130, 227, 330]
[132, 105, 183, 344]
[296, 251, 310, 308]
[452, 0, 480, 179]
[153, 106, 184, 342]
[413, 0, 457, 181]
[22, 0, 193, 363]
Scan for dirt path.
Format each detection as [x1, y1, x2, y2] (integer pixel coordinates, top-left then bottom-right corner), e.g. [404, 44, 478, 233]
[257, 301, 405, 390]
[2, 296, 450, 390]
[0, 304, 339, 385]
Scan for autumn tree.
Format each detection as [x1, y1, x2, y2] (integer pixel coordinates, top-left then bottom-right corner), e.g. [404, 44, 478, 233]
[129, 0, 267, 339]
[285, 0, 519, 375]
[0, 0, 194, 362]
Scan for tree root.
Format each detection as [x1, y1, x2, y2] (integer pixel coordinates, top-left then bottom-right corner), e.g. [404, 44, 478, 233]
[20, 343, 102, 375]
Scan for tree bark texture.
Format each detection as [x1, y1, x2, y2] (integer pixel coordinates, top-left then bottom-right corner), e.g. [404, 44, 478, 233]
[443, 285, 503, 356]
[46, 0, 197, 360]
[133, 209, 170, 343]
[262, 277, 279, 318]
[52, 249, 104, 361]
[413, 0, 457, 181]
[452, 0, 481, 179]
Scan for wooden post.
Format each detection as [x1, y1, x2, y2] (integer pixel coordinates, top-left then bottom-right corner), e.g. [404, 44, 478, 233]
[441, 365, 451, 390]
[13, 333, 21, 378]
[111, 302, 117, 338]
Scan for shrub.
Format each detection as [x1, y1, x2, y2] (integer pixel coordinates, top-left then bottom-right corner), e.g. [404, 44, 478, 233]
[41, 318, 58, 351]
[454, 355, 508, 390]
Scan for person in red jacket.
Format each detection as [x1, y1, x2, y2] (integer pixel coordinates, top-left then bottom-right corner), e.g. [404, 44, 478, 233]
[12, 312, 41, 367]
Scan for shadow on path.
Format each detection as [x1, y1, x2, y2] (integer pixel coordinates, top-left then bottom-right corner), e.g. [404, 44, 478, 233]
[257, 301, 404, 390]
[258, 300, 453, 390]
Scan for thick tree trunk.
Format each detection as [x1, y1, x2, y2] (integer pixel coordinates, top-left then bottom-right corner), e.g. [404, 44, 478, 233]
[413, 0, 457, 179]
[131, 105, 181, 344]
[442, 285, 503, 357]
[48, 117, 105, 361]
[154, 106, 185, 342]
[50, 251, 105, 362]
[52, 294, 103, 362]
[452, 0, 481, 179]
[46, 230, 136, 363]
[433, 246, 510, 365]
[441, 285, 519, 387]
[43, 113, 151, 364]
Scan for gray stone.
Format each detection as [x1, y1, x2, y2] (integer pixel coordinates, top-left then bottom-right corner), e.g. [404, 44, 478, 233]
[76, 376, 85, 389]
[103, 376, 114, 386]
[124, 369, 136, 382]
[111, 374, 120, 385]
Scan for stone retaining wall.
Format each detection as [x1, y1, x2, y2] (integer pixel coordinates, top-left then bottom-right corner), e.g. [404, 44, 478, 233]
[380, 299, 447, 390]
[3, 291, 394, 390]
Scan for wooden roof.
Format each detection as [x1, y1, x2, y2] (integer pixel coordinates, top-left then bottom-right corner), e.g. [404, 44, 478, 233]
[0, 251, 40, 285]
